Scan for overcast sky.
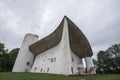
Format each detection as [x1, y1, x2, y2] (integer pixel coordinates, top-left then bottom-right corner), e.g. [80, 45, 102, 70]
[0, 0, 120, 58]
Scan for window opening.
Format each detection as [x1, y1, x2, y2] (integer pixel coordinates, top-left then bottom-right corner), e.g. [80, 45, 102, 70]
[41, 68, 43, 72]
[47, 68, 49, 72]
[72, 57, 74, 62]
[71, 67, 73, 74]
[34, 67, 37, 71]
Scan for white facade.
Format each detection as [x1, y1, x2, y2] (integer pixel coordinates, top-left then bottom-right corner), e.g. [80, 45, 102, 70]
[12, 33, 38, 72]
[12, 17, 96, 75]
[31, 18, 84, 75]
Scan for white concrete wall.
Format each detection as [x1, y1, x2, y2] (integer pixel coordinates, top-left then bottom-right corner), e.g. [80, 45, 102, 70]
[31, 18, 84, 75]
[70, 50, 84, 74]
[31, 18, 70, 75]
[12, 33, 38, 72]
[85, 57, 96, 74]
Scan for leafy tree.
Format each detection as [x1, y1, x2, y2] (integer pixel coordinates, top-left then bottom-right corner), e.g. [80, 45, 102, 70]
[0, 42, 9, 71]
[95, 44, 120, 74]
[106, 44, 120, 73]
[0, 41, 19, 72]
[95, 51, 106, 73]
[8, 48, 19, 71]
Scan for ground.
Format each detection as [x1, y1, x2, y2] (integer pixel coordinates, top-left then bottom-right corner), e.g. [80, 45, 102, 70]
[0, 72, 120, 80]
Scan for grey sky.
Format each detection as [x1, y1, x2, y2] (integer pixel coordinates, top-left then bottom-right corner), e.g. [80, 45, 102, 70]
[0, 0, 120, 58]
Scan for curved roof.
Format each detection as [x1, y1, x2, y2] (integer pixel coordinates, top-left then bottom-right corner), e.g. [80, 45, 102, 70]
[29, 16, 93, 58]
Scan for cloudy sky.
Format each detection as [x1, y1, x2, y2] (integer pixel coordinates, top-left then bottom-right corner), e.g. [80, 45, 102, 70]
[0, 0, 120, 58]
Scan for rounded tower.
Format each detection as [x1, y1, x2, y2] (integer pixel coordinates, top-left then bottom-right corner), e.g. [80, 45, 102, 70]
[12, 33, 38, 72]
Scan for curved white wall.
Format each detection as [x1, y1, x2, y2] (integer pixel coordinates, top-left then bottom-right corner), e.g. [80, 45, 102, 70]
[30, 18, 84, 75]
[70, 49, 84, 74]
[85, 57, 96, 74]
[12, 33, 38, 72]
[31, 18, 70, 75]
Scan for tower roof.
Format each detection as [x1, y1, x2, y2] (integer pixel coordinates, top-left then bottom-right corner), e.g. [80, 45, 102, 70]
[29, 16, 93, 58]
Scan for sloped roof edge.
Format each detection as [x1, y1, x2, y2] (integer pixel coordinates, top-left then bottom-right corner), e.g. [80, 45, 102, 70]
[29, 16, 93, 58]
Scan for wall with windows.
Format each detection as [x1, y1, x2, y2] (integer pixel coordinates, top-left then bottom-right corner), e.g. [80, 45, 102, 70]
[30, 43, 84, 75]
[31, 18, 71, 75]
[12, 33, 38, 72]
[70, 49, 84, 74]
[30, 42, 70, 74]
[30, 18, 84, 75]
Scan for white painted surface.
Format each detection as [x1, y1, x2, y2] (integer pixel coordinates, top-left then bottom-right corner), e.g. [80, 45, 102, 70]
[12, 17, 95, 75]
[31, 18, 84, 75]
[85, 57, 96, 74]
[31, 18, 70, 75]
[12, 33, 38, 72]
[70, 50, 84, 74]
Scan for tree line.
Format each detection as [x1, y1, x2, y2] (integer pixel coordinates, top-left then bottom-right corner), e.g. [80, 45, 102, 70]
[93, 44, 120, 74]
[0, 41, 120, 74]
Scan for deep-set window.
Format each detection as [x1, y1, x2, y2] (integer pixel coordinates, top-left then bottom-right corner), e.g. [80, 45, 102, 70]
[51, 58, 54, 62]
[26, 62, 30, 65]
[50, 57, 56, 62]
[72, 57, 74, 62]
[34, 67, 37, 71]
[71, 67, 73, 74]
[41, 68, 43, 72]
[47, 68, 49, 72]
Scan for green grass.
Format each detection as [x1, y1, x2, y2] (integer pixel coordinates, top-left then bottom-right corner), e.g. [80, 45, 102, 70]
[0, 72, 120, 80]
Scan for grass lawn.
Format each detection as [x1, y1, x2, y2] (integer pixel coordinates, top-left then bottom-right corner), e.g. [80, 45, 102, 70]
[0, 72, 120, 80]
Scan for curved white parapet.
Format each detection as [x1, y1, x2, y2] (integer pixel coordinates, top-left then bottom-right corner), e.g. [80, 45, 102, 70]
[85, 57, 96, 74]
[12, 33, 38, 72]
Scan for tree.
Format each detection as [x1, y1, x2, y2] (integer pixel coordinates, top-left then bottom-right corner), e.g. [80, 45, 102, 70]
[0, 41, 19, 72]
[8, 48, 19, 71]
[95, 51, 107, 74]
[95, 44, 120, 74]
[0, 42, 9, 71]
[106, 44, 120, 73]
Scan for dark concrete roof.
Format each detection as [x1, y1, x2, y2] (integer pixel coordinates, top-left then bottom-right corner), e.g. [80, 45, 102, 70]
[29, 16, 93, 58]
